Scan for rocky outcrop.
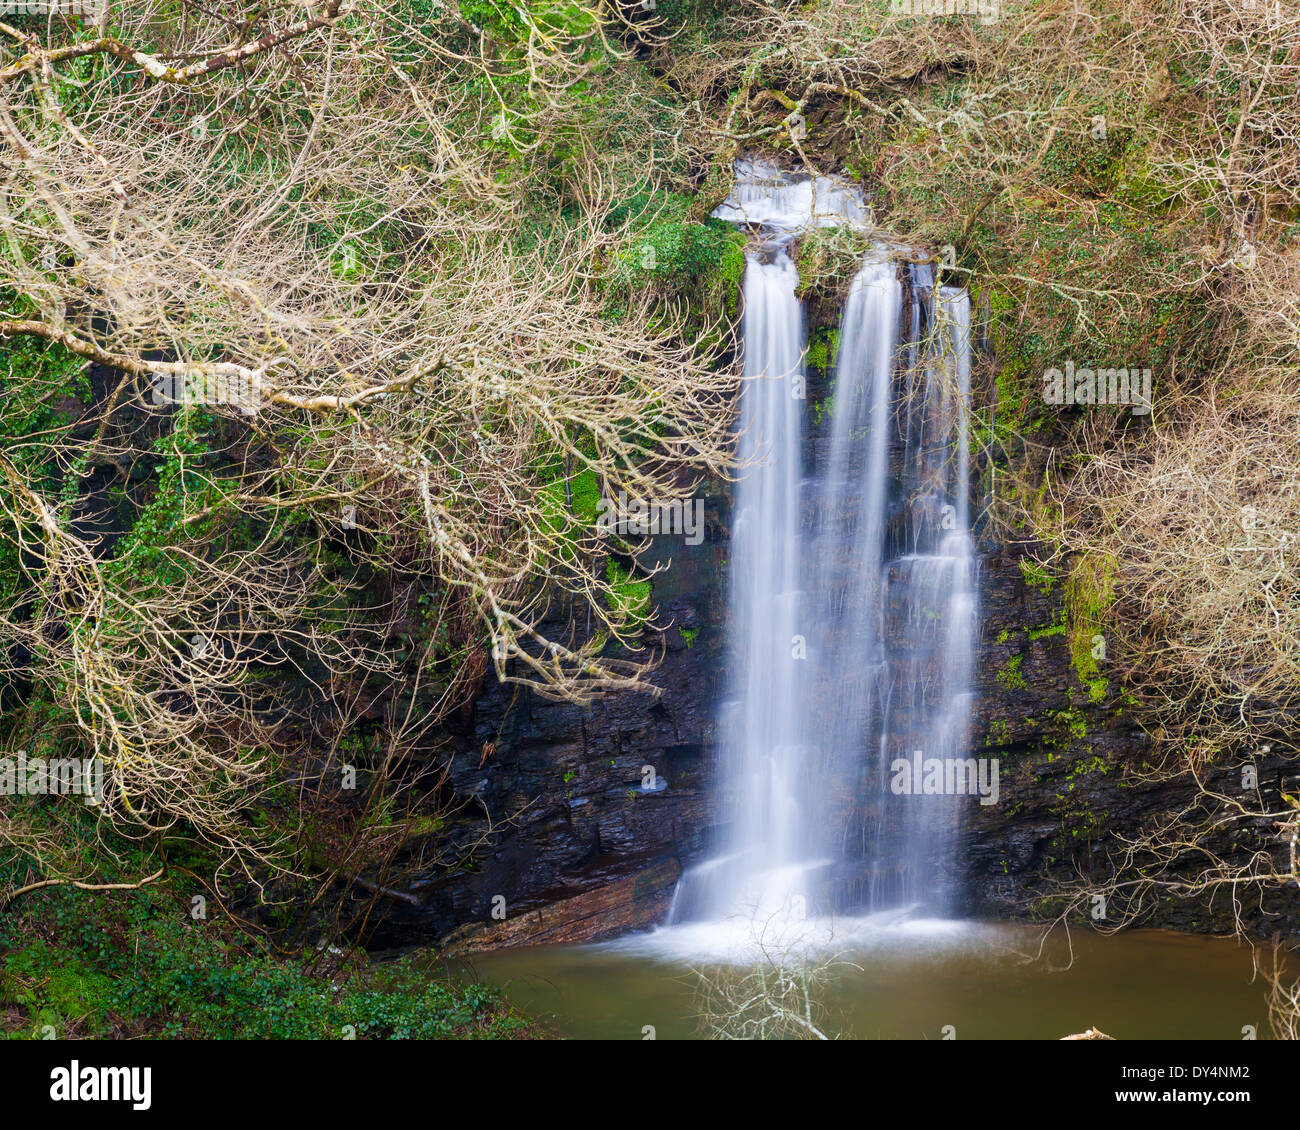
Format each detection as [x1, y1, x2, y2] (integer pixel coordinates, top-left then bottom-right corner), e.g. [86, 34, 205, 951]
[364, 494, 731, 949]
[439, 857, 681, 952]
[961, 550, 1299, 936]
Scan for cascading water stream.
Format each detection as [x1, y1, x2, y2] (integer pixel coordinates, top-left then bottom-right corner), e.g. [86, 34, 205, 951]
[662, 161, 979, 955]
[709, 246, 807, 922]
[870, 281, 979, 912]
[806, 256, 899, 893]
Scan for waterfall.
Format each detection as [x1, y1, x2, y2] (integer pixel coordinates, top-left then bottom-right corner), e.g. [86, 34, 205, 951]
[670, 244, 813, 927]
[807, 256, 900, 903]
[665, 162, 979, 950]
[869, 278, 979, 913]
[714, 246, 808, 920]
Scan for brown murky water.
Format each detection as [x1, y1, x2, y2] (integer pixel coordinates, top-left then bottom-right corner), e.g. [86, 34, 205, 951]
[450, 920, 1275, 1040]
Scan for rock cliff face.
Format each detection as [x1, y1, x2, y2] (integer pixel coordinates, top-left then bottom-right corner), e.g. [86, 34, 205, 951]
[368, 269, 1292, 952]
[368, 498, 731, 948]
[963, 554, 1298, 936]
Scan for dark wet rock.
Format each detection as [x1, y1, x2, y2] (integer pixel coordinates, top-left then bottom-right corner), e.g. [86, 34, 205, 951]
[363, 498, 728, 950]
[440, 856, 681, 952]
